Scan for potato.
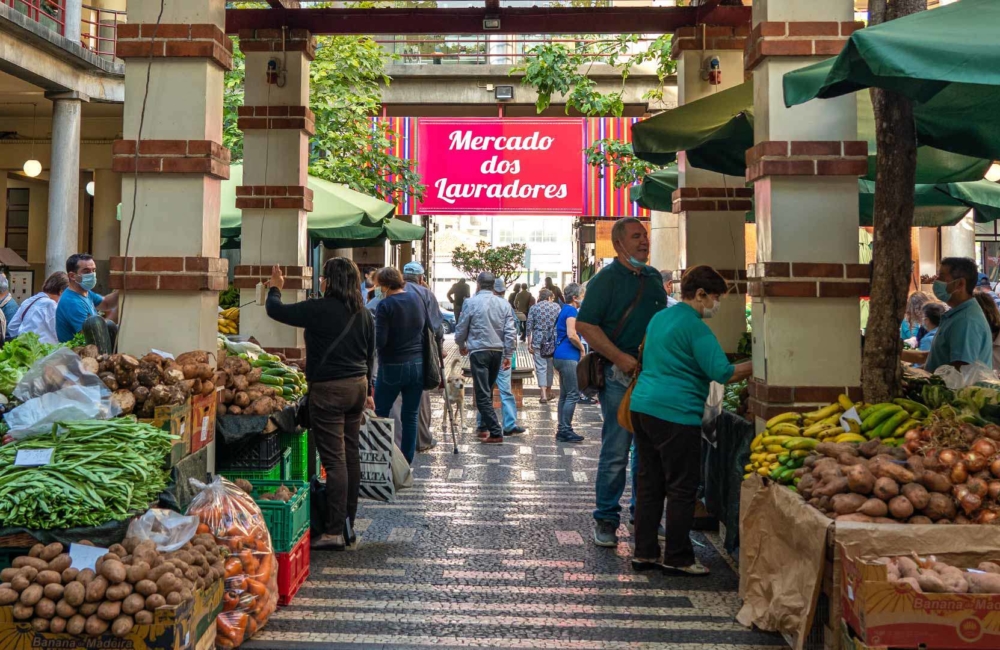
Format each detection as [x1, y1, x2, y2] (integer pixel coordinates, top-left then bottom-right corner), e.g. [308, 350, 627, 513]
[165, 591, 183, 606]
[10, 575, 30, 592]
[938, 566, 970, 593]
[888, 495, 915, 520]
[0, 568, 18, 583]
[66, 614, 87, 635]
[36, 570, 61, 586]
[38, 543, 63, 562]
[97, 600, 121, 621]
[55, 598, 76, 618]
[101, 559, 126, 584]
[901, 483, 930, 510]
[923, 492, 957, 521]
[233, 391, 251, 408]
[76, 568, 96, 585]
[134, 610, 153, 625]
[145, 593, 166, 610]
[228, 405, 242, 415]
[43, 583, 64, 601]
[846, 464, 875, 495]
[857, 498, 889, 517]
[111, 614, 134, 638]
[0, 587, 18, 605]
[908, 515, 933, 525]
[49, 616, 67, 633]
[134, 580, 157, 597]
[12, 602, 33, 620]
[870, 458, 916, 484]
[122, 593, 145, 616]
[35, 597, 56, 619]
[28, 544, 45, 558]
[106, 583, 132, 601]
[915, 570, 948, 593]
[108, 544, 127, 558]
[969, 572, 1000, 594]
[62, 568, 79, 583]
[873, 477, 900, 501]
[85, 576, 108, 602]
[78, 602, 98, 616]
[48, 554, 72, 574]
[31, 618, 49, 632]
[20, 584, 43, 606]
[832, 493, 868, 515]
[85, 614, 109, 636]
[13, 556, 49, 571]
[126, 562, 149, 584]
[64, 581, 85, 607]
[156, 573, 180, 596]
[920, 471, 953, 494]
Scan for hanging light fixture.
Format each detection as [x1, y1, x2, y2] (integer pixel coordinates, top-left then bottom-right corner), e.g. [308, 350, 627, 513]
[987, 163, 1000, 183]
[85, 181, 95, 196]
[22, 103, 41, 178]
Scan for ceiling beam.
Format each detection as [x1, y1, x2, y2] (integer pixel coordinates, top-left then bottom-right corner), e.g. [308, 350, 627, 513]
[225, 5, 751, 36]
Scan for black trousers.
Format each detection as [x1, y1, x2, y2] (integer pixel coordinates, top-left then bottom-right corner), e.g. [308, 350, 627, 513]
[311, 376, 368, 536]
[631, 411, 701, 566]
[470, 350, 502, 437]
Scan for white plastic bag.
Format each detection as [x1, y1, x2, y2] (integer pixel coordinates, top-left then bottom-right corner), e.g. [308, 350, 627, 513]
[702, 381, 725, 447]
[126, 508, 200, 552]
[391, 443, 413, 490]
[935, 361, 1000, 390]
[13, 347, 106, 402]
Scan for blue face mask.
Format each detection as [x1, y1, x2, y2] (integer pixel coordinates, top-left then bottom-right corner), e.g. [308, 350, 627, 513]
[933, 279, 953, 302]
[79, 273, 97, 291]
[627, 255, 647, 269]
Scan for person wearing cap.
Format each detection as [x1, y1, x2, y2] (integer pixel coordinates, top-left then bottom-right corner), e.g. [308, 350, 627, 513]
[977, 273, 1000, 311]
[403, 261, 444, 453]
[454, 272, 517, 443]
[471, 278, 525, 436]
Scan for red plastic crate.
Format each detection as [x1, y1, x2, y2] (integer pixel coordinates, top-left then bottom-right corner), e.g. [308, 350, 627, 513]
[277, 529, 310, 606]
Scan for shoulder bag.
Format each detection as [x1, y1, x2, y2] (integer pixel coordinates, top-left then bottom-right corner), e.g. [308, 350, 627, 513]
[617, 338, 644, 434]
[296, 311, 359, 430]
[418, 293, 443, 390]
[577, 280, 646, 395]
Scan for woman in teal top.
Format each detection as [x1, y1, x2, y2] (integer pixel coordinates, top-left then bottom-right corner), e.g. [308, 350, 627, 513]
[629, 265, 752, 576]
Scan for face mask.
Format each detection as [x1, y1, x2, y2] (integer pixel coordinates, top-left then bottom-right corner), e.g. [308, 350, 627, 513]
[933, 280, 953, 302]
[627, 255, 647, 269]
[79, 273, 97, 291]
[374, 287, 384, 299]
[702, 298, 721, 319]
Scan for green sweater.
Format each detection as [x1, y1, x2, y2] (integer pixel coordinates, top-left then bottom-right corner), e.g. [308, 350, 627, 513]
[577, 260, 667, 357]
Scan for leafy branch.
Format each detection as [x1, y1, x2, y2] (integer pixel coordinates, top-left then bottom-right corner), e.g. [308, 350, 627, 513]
[584, 138, 658, 189]
[451, 241, 527, 287]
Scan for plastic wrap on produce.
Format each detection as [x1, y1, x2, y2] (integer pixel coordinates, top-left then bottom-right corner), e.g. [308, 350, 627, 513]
[187, 476, 278, 648]
[127, 508, 200, 552]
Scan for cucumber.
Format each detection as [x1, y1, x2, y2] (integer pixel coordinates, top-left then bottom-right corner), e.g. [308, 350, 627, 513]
[82, 315, 113, 355]
[259, 375, 283, 386]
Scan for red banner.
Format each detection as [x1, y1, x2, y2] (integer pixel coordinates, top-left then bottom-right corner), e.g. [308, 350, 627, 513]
[416, 118, 586, 215]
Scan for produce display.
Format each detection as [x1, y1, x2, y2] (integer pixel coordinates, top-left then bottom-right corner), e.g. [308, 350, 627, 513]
[0, 420, 173, 530]
[187, 477, 278, 648]
[85, 350, 216, 418]
[216, 353, 304, 417]
[0, 333, 84, 402]
[878, 554, 1000, 594]
[218, 308, 240, 336]
[0, 538, 225, 636]
[723, 379, 748, 417]
[233, 479, 298, 502]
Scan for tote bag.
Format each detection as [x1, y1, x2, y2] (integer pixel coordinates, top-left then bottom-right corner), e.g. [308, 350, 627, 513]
[359, 410, 396, 502]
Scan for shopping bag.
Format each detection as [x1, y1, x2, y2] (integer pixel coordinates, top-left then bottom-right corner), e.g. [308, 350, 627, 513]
[359, 410, 396, 502]
[702, 381, 725, 447]
[391, 443, 414, 490]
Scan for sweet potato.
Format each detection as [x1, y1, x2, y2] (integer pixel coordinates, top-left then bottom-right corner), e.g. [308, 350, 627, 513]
[847, 464, 875, 495]
[898, 576, 923, 592]
[923, 492, 957, 521]
[915, 569, 948, 593]
[920, 471, 953, 494]
[816, 442, 856, 459]
[857, 498, 889, 517]
[870, 458, 915, 484]
[979, 562, 1000, 575]
[937, 566, 969, 593]
[832, 493, 868, 515]
[888, 495, 915, 520]
[836, 513, 875, 523]
[814, 476, 850, 498]
[968, 572, 1000, 594]
[873, 477, 900, 501]
[908, 515, 933, 525]
[898, 483, 930, 511]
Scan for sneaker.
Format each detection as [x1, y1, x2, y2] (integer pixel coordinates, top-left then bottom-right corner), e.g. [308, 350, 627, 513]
[504, 426, 526, 435]
[556, 432, 584, 443]
[663, 561, 710, 577]
[477, 430, 490, 439]
[631, 558, 664, 572]
[311, 534, 346, 551]
[480, 436, 503, 444]
[593, 520, 618, 547]
[417, 441, 437, 453]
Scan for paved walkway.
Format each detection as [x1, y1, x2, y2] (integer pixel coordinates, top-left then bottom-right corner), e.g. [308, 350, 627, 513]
[244, 393, 784, 650]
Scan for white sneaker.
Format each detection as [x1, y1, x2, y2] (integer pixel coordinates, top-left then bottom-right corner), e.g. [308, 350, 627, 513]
[663, 561, 710, 577]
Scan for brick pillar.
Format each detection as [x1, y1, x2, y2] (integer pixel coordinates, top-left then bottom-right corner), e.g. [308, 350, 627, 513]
[664, 24, 749, 352]
[112, 8, 232, 357]
[745, 0, 869, 427]
[235, 28, 315, 361]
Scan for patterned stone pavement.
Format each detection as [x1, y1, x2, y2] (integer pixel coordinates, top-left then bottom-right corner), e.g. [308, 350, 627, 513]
[244, 391, 784, 650]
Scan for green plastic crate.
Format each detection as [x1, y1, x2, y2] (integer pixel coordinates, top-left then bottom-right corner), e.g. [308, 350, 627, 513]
[221, 448, 290, 483]
[249, 479, 310, 553]
[280, 431, 308, 482]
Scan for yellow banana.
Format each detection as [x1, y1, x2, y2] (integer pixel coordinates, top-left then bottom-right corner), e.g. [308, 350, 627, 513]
[770, 423, 802, 437]
[803, 421, 835, 437]
[837, 394, 854, 411]
[803, 403, 841, 421]
[760, 435, 793, 446]
[750, 433, 763, 451]
[766, 412, 801, 429]
[765, 445, 786, 453]
[834, 433, 867, 444]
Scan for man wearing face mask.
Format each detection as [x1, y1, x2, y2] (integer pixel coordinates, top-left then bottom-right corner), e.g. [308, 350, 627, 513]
[920, 257, 994, 372]
[628, 265, 752, 576]
[55, 254, 119, 343]
[575, 217, 667, 548]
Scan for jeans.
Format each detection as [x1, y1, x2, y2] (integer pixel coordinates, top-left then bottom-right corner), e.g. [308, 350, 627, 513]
[593, 365, 633, 525]
[374, 359, 424, 464]
[476, 365, 517, 431]
[532, 351, 554, 388]
[309, 377, 367, 537]
[632, 411, 701, 567]
[553, 358, 579, 436]
[470, 350, 503, 437]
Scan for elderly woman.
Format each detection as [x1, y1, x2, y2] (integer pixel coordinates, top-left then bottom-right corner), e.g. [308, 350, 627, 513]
[552, 282, 585, 442]
[629, 265, 752, 576]
[525, 288, 561, 403]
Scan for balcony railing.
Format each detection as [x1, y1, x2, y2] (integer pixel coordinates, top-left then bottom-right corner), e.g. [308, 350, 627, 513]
[2, 0, 124, 61]
[379, 35, 659, 66]
[2, 0, 66, 36]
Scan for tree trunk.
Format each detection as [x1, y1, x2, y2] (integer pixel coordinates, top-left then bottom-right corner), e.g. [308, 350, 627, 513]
[861, 0, 927, 404]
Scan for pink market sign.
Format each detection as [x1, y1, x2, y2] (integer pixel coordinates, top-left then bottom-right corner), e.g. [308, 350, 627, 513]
[416, 118, 586, 215]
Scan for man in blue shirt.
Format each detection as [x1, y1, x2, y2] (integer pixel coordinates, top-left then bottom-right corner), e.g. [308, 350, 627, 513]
[0, 274, 19, 340]
[923, 257, 993, 372]
[55, 254, 118, 343]
[402, 261, 444, 453]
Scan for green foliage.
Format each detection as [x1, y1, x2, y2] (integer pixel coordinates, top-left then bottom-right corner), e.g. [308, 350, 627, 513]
[219, 284, 240, 310]
[451, 241, 527, 287]
[584, 138, 658, 189]
[223, 36, 424, 204]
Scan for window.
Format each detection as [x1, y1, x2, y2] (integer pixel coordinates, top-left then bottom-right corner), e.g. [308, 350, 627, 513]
[5, 188, 29, 259]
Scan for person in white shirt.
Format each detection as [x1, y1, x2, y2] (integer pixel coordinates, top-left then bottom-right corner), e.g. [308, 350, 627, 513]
[661, 270, 679, 308]
[8, 272, 68, 343]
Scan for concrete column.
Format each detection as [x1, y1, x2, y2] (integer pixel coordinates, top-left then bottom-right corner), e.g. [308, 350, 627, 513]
[648, 210, 680, 273]
[941, 213, 976, 259]
[111, 0, 231, 356]
[745, 1, 869, 426]
[668, 35, 748, 352]
[235, 29, 315, 364]
[92, 169, 121, 291]
[44, 93, 85, 278]
[63, 0, 82, 43]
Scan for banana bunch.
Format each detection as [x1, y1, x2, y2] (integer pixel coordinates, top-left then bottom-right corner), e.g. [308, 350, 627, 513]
[746, 432, 818, 485]
[218, 307, 240, 335]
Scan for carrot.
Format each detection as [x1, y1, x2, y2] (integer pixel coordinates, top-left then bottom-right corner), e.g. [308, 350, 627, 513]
[224, 557, 243, 579]
[246, 578, 268, 604]
[225, 576, 246, 591]
[255, 553, 274, 581]
[196, 523, 211, 535]
[246, 615, 258, 637]
[239, 549, 259, 575]
[217, 613, 243, 643]
[223, 590, 240, 612]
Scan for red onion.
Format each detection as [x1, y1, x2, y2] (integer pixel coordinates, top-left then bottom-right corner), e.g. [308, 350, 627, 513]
[939, 449, 960, 468]
[961, 493, 982, 515]
[973, 439, 998, 458]
[967, 477, 989, 499]
[989, 481, 1000, 501]
[951, 462, 970, 485]
[966, 452, 988, 473]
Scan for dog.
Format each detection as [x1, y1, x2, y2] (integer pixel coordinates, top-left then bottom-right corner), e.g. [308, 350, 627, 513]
[442, 357, 466, 435]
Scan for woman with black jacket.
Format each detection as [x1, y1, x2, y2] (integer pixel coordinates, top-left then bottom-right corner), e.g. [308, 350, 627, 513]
[266, 259, 375, 551]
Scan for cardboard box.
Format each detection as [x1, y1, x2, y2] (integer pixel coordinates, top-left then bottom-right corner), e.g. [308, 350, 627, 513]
[190, 391, 217, 455]
[140, 399, 192, 466]
[0, 579, 222, 650]
[841, 544, 1000, 649]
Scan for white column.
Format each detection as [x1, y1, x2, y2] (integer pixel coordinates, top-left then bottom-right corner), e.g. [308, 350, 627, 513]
[63, 0, 82, 43]
[45, 93, 86, 278]
[941, 213, 976, 259]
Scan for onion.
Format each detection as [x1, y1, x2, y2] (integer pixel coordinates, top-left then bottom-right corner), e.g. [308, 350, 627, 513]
[978, 510, 1000, 525]
[973, 439, 998, 458]
[904, 430, 923, 443]
[989, 481, 1000, 500]
[962, 423, 982, 443]
[966, 451, 988, 473]
[967, 477, 989, 498]
[951, 462, 970, 485]
[938, 449, 960, 468]
[961, 493, 982, 515]
[985, 424, 1000, 442]
[991, 457, 1000, 478]
[954, 485, 971, 502]
[955, 515, 971, 525]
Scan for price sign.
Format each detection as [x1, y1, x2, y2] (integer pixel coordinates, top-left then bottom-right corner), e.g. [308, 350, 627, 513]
[69, 544, 110, 571]
[840, 407, 862, 433]
[14, 448, 53, 466]
[201, 416, 209, 443]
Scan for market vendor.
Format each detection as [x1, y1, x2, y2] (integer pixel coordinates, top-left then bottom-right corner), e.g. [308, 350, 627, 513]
[55, 254, 118, 343]
[908, 257, 993, 372]
[7, 271, 68, 343]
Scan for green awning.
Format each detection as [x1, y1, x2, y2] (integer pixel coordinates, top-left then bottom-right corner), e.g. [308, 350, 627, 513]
[629, 164, 678, 211]
[633, 81, 990, 183]
[782, 0, 1000, 160]
[315, 218, 426, 249]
